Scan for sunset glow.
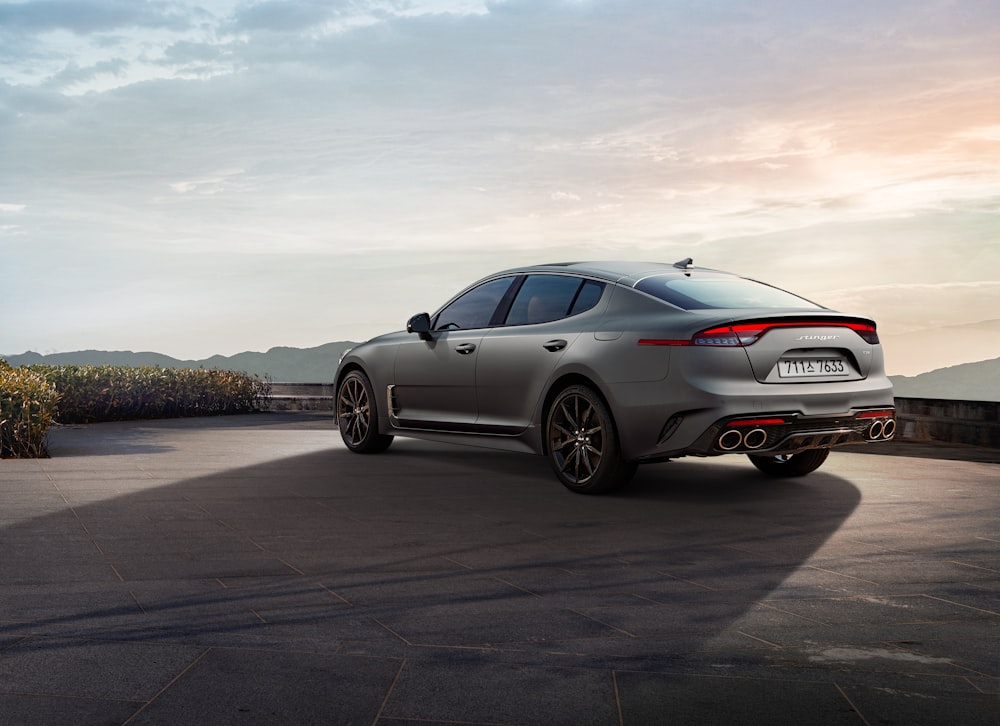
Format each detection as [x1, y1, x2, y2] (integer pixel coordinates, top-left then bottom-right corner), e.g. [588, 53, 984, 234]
[2, 1, 998, 375]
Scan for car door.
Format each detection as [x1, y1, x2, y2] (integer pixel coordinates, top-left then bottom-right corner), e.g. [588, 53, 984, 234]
[475, 275, 606, 433]
[391, 276, 516, 430]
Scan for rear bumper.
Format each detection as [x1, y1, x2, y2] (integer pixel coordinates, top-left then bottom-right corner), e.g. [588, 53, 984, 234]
[635, 407, 896, 462]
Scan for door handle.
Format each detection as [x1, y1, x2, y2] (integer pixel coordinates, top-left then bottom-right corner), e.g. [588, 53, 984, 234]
[543, 339, 568, 352]
[455, 343, 477, 354]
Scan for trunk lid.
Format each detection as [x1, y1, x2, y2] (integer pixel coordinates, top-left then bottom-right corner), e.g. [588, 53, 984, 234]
[712, 312, 879, 384]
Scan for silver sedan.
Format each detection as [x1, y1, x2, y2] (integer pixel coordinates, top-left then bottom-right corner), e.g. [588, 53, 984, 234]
[335, 260, 895, 493]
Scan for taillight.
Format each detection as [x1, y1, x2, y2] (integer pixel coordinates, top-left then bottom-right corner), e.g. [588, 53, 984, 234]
[851, 324, 880, 344]
[692, 325, 767, 346]
[644, 321, 882, 348]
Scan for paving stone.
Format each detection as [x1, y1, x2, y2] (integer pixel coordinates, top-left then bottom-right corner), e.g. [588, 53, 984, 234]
[0, 636, 205, 701]
[614, 671, 860, 725]
[382, 658, 620, 725]
[0, 693, 140, 726]
[126, 648, 402, 725]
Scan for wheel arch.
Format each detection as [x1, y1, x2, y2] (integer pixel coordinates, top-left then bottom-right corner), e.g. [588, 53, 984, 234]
[334, 361, 365, 390]
[333, 362, 363, 424]
[540, 372, 615, 455]
[334, 362, 390, 433]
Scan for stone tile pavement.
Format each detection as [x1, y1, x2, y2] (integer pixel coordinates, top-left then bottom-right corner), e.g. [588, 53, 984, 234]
[0, 413, 997, 724]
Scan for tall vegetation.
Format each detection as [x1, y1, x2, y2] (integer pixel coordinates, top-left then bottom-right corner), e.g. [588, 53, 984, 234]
[38, 365, 272, 423]
[0, 361, 271, 457]
[0, 360, 60, 458]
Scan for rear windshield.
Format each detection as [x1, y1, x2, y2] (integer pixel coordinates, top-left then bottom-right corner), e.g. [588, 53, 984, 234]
[634, 274, 822, 310]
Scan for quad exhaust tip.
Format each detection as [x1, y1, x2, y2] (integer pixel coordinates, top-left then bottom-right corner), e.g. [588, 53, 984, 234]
[868, 418, 896, 441]
[717, 427, 768, 451]
[716, 413, 896, 452]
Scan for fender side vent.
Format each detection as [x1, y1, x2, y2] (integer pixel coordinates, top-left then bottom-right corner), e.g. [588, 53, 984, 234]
[658, 415, 684, 445]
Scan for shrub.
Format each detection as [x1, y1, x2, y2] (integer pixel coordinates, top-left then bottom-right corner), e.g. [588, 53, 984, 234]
[32, 365, 272, 424]
[0, 359, 60, 458]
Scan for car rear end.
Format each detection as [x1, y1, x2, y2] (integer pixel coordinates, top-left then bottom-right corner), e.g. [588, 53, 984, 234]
[597, 269, 896, 464]
[663, 314, 895, 458]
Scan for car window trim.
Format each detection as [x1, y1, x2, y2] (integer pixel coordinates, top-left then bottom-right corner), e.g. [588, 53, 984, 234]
[567, 279, 606, 317]
[489, 274, 526, 327]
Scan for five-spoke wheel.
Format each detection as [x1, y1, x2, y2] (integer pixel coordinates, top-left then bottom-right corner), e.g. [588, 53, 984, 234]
[337, 370, 393, 454]
[546, 385, 635, 494]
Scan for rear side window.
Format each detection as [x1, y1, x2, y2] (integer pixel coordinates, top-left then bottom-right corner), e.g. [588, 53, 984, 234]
[634, 275, 822, 310]
[505, 275, 605, 325]
[570, 280, 605, 315]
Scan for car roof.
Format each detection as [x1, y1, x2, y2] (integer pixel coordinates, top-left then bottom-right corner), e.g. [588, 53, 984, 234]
[493, 260, 732, 286]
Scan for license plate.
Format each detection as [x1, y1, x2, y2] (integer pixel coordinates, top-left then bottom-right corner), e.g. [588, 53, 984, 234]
[778, 357, 850, 378]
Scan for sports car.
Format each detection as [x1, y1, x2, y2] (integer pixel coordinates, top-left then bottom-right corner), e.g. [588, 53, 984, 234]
[334, 259, 895, 493]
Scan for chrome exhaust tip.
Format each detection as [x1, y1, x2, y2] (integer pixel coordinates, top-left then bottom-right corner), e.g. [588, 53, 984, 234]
[743, 428, 768, 450]
[718, 429, 744, 451]
[881, 419, 896, 439]
[867, 420, 885, 440]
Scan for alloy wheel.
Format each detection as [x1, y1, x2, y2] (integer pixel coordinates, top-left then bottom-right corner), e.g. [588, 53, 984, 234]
[549, 391, 606, 485]
[338, 375, 371, 447]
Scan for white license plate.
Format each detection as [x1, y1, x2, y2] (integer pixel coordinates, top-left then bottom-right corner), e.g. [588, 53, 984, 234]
[778, 357, 850, 378]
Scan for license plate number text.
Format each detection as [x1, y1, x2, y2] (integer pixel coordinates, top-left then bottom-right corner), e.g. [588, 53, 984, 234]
[778, 358, 849, 378]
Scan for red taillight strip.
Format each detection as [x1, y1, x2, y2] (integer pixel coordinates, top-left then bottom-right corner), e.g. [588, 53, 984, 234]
[688, 321, 878, 347]
[639, 321, 879, 347]
[727, 321, 876, 333]
[726, 418, 787, 427]
[858, 410, 895, 419]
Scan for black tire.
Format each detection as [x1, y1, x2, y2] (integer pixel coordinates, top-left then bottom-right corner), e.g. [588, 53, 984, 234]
[748, 448, 830, 477]
[546, 385, 636, 494]
[337, 370, 393, 454]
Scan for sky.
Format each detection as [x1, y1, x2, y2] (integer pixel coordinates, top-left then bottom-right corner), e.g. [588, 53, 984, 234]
[2, 0, 999, 375]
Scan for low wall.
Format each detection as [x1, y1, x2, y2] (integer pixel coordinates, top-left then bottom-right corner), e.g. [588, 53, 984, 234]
[269, 382, 335, 412]
[270, 384, 1000, 450]
[895, 397, 1000, 448]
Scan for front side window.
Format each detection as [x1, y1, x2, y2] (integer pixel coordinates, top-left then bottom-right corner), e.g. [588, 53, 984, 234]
[505, 275, 605, 325]
[634, 274, 822, 310]
[434, 277, 515, 330]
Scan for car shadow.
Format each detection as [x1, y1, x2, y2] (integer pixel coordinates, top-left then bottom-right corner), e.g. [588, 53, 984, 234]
[0, 419, 862, 720]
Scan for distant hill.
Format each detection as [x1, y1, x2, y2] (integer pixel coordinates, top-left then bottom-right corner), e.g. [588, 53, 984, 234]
[890, 357, 1000, 403]
[881, 319, 1000, 377]
[3, 342, 358, 383]
[5, 343, 999, 400]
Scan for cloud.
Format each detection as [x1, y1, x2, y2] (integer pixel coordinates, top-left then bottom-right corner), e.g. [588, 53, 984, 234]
[168, 168, 248, 195]
[1, 0, 999, 359]
[43, 57, 129, 89]
[229, 0, 357, 33]
[0, 0, 196, 34]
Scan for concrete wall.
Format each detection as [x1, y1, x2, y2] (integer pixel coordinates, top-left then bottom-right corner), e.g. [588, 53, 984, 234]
[270, 383, 1000, 450]
[895, 397, 1000, 448]
[269, 382, 335, 412]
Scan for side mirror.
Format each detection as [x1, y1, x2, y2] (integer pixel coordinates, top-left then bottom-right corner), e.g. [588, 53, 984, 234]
[406, 312, 432, 337]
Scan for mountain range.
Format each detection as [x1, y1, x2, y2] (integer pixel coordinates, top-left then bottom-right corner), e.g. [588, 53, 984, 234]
[3, 342, 356, 385]
[4, 342, 998, 402]
[888, 357, 1000, 402]
[880, 319, 1000, 377]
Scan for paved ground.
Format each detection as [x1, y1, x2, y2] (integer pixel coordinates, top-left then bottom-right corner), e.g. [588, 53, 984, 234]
[1, 413, 997, 725]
